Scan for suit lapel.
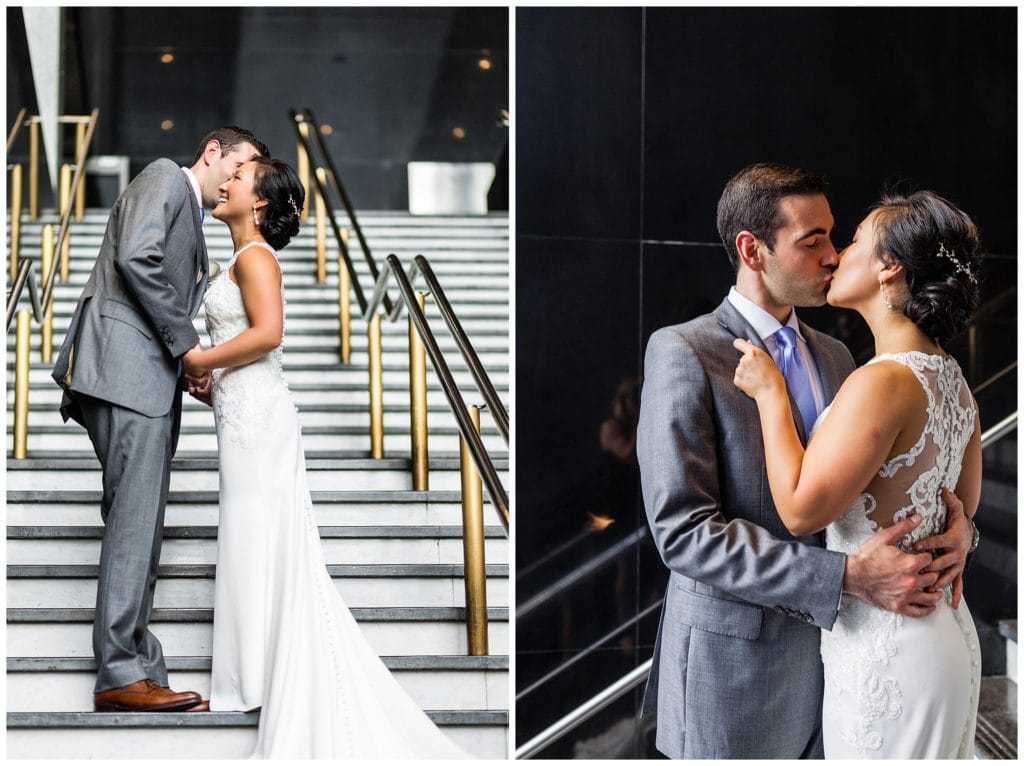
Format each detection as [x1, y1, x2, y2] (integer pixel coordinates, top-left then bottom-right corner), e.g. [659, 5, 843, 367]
[715, 298, 809, 443]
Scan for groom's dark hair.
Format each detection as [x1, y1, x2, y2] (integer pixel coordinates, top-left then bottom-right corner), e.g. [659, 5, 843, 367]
[717, 162, 828, 271]
[191, 126, 270, 164]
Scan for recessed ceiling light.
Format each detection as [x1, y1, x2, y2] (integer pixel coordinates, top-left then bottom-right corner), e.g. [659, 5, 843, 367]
[161, 120, 174, 131]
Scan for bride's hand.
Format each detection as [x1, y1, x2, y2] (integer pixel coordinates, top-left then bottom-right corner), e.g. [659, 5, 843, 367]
[733, 338, 784, 401]
[183, 343, 207, 377]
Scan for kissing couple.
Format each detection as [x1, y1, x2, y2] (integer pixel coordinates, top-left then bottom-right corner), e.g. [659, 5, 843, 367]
[52, 125, 469, 758]
[639, 162, 983, 759]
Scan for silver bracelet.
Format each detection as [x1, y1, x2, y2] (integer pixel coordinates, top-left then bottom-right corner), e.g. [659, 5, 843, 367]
[967, 517, 980, 554]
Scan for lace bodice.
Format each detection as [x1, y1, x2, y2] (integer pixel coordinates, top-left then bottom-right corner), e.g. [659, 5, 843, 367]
[816, 351, 979, 757]
[817, 351, 977, 556]
[203, 242, 292, 447]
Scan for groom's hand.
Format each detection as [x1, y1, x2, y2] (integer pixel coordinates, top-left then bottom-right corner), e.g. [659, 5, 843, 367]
[843, 512, 942, 617]
[188, 372, 213, 407]
[912, 487, 971, 609]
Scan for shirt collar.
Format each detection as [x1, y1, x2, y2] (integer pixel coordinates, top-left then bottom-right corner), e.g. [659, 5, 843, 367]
[727, 286, 806, 342]
[180, 167, 203, 213]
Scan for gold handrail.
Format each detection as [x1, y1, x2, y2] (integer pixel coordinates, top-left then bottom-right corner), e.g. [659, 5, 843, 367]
[7, 107, 28, 152]
[9, 163, 23, 280]
[360, 254, 509, 655]
[291, 108, 508, 655]
[7, 108, 100, 459]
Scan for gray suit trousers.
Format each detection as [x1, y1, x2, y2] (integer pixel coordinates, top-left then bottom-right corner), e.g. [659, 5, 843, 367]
[77, 392, 182, 692]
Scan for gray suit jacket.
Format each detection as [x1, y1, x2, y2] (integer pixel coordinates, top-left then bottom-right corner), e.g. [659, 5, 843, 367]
[637, 297, 856, 759]
[52, 159, 208, 423]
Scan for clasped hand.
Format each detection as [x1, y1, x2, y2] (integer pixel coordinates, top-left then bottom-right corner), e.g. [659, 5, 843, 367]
[183, 343, 213, 407]
[732, 338, 784, 400]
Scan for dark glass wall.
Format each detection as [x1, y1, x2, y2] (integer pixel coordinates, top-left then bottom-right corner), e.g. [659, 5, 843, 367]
[516, 7, 1016, 758]
[7, 7, 508, 210]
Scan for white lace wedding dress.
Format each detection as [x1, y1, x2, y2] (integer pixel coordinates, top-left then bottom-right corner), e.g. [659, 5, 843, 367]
[203, 242, 469, 759]
[814, 352, 981, 759]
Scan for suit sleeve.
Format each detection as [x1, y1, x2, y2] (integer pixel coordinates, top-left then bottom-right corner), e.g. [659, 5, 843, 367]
[113, 163, 200, 359]
[637, 326, 846, 631]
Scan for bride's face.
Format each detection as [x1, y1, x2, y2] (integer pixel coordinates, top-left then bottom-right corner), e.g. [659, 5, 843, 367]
[212, 161, 265, 224]
[828, 211, 884, 309]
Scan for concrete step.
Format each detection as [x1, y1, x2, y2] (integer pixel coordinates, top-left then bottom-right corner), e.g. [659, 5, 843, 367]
[8, 531, 507, 566]
[37, 313, 510, 341]
[8, 427, 509, 456]
[6, 710, 508, 758]
[8, 562, 509, 609]
[974, 676, 1017, 759]
[5, 466, 504, 493]
[11, 364, 510, 388]
[12, 382, 507, 405]
[8, 607, 509, 657]
[9, 404, 510, 440]
[7, 493, 501, 528]
[8, 655, 508, 713]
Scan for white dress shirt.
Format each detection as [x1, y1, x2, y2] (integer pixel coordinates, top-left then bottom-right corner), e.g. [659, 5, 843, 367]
[181, 167, 203, 218]
[727, 286, 826, 417]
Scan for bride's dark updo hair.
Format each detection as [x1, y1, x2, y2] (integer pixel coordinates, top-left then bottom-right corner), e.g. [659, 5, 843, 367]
[871, 190, 982, 344]
[251, 157, 305, 250]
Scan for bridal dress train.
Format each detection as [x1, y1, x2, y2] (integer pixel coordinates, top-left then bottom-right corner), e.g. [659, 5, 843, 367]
[816, 352, 980, 759]
[203, 242, 469, 759]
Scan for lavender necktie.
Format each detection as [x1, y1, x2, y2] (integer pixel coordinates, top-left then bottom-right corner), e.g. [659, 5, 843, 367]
[773, 326, 817, 434]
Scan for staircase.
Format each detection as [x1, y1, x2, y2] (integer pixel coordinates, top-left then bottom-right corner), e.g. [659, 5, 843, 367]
[6, 209, 510, 758]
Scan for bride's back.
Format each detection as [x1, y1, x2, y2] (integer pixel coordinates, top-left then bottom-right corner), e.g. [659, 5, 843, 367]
[835, 351, 977, 551]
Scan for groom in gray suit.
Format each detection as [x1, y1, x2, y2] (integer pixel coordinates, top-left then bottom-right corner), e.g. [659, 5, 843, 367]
[52, 126, 268, 712]
[638, 162, 975, 758]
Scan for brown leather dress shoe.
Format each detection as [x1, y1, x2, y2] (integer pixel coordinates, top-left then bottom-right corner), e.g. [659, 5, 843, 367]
[94, 679, 202, 712]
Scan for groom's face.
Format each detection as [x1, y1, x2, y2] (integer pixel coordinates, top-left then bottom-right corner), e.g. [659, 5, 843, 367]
[200, 141, 261, 209]
[759, 193, 838, 308]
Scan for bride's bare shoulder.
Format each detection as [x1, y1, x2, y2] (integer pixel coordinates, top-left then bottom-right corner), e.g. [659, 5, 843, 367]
[835, 359, 928, 411]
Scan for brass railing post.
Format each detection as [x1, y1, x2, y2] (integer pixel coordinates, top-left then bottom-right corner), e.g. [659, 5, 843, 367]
[9, 163, 23, 281]
[368, 312, 384, 458]
[338, 228, 351, 364]
[59, 164, 72, 280]
[460, 405, 488, 655]
[40, 225, 54, 362]
[314, 168, 327, 284]
[75, 121, 87, 220]
[296, 121, 311, 222]
[14, 309, 31, 459]
[28, 118, 39, 220]
[409, 291, 428, 490]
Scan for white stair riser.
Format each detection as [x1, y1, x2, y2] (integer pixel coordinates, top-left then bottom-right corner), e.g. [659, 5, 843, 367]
[8, 537, 508, 566]
[12, 387, 508, 410]
[15, 431, 510, 454]
[6, 724, 507, 759]
[40, 335, 511, 361]
[9, 576, 509, 610]
[14, 367, 510, 387]
[6, 466, 508, 492]
[8, 502, 494, 528]
[1008, 638, 1017, 684]
[7, 668, 508, 713]
[12, 407, 509, 434]
[8, 621, 509, 657]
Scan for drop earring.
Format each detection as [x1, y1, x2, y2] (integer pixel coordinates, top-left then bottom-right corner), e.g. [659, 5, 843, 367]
[253, 206, 260, 227]
[879, 280, 895, 310]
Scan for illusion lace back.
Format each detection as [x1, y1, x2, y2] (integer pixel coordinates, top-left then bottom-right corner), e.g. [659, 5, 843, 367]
[204, 242, 468, 759]
[814, 352, 980, 759]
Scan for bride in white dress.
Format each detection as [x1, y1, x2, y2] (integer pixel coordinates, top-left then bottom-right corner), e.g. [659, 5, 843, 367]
[182, 157, 469, 759]
[733, 190, 983, 758]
